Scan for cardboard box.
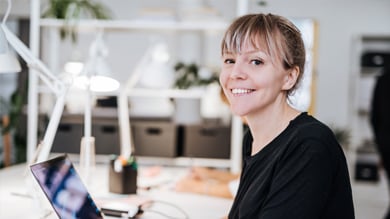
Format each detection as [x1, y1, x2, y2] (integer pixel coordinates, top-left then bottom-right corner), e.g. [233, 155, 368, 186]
[183, 124, 230, 159]
[132, 121, 177, 157]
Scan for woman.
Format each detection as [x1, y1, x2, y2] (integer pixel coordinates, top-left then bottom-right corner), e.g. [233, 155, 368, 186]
[219, 13, 354, 219]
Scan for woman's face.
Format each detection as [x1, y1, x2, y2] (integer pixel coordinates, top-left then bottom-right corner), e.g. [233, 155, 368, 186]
[219, 42, 290, 118]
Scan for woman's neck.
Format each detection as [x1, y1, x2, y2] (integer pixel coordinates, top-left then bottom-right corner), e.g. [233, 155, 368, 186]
[247, 105, 300, 155]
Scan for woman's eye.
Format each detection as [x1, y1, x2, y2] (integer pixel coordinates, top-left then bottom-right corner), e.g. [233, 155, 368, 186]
[224, 59, 235, 64]
[251, 59, 263, 65]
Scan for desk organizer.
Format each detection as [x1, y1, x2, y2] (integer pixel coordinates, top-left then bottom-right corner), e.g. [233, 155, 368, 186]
[109, 158, 137, 194]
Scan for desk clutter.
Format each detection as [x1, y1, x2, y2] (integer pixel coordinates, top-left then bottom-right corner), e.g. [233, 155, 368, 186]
[28, 154, 193, 219]
[0, 158, 233, 218]
[109, 155, 138, 194]
[51, 116, 231, 159]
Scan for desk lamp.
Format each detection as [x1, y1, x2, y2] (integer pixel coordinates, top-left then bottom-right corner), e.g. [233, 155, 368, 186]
[0, 21, 20, 73]
[0, 0, 69, 163]
[63, 50, 84, 76]
[73, 31, 119, 180]
[117, 42, 170, 158]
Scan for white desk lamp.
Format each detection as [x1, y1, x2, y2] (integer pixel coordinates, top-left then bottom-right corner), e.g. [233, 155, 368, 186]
[73, 31, 119, 180]
[0, 30, 20, 72]
[117, 42, 169, 158]
[0, 0, 20, 73]
[0, 0, 69, 163]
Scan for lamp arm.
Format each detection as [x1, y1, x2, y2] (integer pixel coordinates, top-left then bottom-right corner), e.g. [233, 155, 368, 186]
[1, 0, 11, 26]
[1, 24, 66, 96]
[123, 46, 155, 91]
[118, 93, 132, 158]
[35, 90, 67, 163]
[117, 45, 157, 158]
[1, 23, 69, 163]
[117, 64, 143, 157]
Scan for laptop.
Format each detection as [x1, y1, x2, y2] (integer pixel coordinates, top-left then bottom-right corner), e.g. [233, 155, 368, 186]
[30, 154, 141, 219]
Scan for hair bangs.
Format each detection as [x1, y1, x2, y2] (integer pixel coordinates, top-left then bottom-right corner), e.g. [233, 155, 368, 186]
[221, 17, 272, 58]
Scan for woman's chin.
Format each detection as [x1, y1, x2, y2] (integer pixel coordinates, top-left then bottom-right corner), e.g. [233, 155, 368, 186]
[230, 107, 249, 117]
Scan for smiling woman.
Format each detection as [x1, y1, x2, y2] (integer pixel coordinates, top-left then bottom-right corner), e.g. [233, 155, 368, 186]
[219, 13, 354, 219]
[220, 14, 305, 117]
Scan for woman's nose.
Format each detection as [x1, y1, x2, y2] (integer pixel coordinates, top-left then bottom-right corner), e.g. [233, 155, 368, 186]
[230, 64, 247, 80]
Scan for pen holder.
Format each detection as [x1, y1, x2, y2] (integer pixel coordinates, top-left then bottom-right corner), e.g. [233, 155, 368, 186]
[109, 158, 137, 194]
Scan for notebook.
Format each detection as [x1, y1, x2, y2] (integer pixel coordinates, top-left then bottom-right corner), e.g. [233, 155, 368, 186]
[30, 154, 140, 219]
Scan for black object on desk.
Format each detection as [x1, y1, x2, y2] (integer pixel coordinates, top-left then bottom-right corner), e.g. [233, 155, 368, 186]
[109, 157, 138, 194]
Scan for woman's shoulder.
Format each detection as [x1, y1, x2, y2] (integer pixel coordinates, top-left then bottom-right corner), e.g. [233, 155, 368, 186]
[291, 112, 335, 141]
[285, 112, 344, 160]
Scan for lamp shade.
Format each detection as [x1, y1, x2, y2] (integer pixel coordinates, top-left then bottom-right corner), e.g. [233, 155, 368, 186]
[63, 50, 84, 76]
[74, 75, 120, 92]
[0, 52, 21, 73]
[0, 26, 21, 73]
[73, 56, 120, 92]
[64, 61, 84, 76]
[73, 32, 119, 92]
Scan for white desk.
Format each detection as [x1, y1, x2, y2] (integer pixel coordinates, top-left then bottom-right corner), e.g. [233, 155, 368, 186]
[0, 162, 233, 219]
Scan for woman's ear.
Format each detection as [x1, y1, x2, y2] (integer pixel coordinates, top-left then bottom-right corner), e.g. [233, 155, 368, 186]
[282, 66, 299, 90]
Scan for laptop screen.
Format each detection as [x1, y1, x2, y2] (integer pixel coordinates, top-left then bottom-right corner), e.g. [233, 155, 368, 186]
[30, 154, 103, 219]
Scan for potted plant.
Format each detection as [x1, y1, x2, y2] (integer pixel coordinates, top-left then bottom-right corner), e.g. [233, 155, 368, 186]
[0, 89, 27, 167]
[172, 62, 219, 124]
[330, 126, 351, 150]
[41, 0, 112, 43]
[173, 62, 219, 89]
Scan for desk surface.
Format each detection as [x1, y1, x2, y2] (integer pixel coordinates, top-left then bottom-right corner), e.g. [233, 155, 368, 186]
[0, 162, 232, 219]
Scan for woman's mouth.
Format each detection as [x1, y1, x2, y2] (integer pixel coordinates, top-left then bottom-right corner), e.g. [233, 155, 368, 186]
[231, 88, 255, 94]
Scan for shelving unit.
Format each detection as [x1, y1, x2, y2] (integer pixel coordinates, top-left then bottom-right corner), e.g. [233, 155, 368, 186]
[39, 18, 229, 31]
[350, 34, 390, 151]
[27, 0, 248, 172]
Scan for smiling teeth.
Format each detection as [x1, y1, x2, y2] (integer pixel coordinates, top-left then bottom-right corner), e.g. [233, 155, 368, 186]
[231, 88, 253, 94]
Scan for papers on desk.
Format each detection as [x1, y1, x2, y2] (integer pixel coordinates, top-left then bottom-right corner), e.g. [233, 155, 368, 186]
[137, 166, 187, 191]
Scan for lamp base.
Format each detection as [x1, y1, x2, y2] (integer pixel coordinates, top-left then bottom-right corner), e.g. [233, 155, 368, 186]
[79, 136, 96, 184]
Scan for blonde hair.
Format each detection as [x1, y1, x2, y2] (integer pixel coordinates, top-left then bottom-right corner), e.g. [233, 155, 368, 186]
[221, 13, 306, 96]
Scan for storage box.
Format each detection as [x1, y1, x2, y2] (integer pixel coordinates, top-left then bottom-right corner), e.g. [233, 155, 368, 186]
[52, 123, 83, 154]
[355, 161, 379, 182]
[183, 124, 231, 159]
[354, 152, 379, 182]
[92, 120, 120, 154]
[131, 121, 177, 157]
[354, 141, 380, 182]
[52, 119, 120, 155]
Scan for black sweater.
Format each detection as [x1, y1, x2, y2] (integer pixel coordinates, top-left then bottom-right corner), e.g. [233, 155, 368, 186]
[228, 112, 354, 219]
